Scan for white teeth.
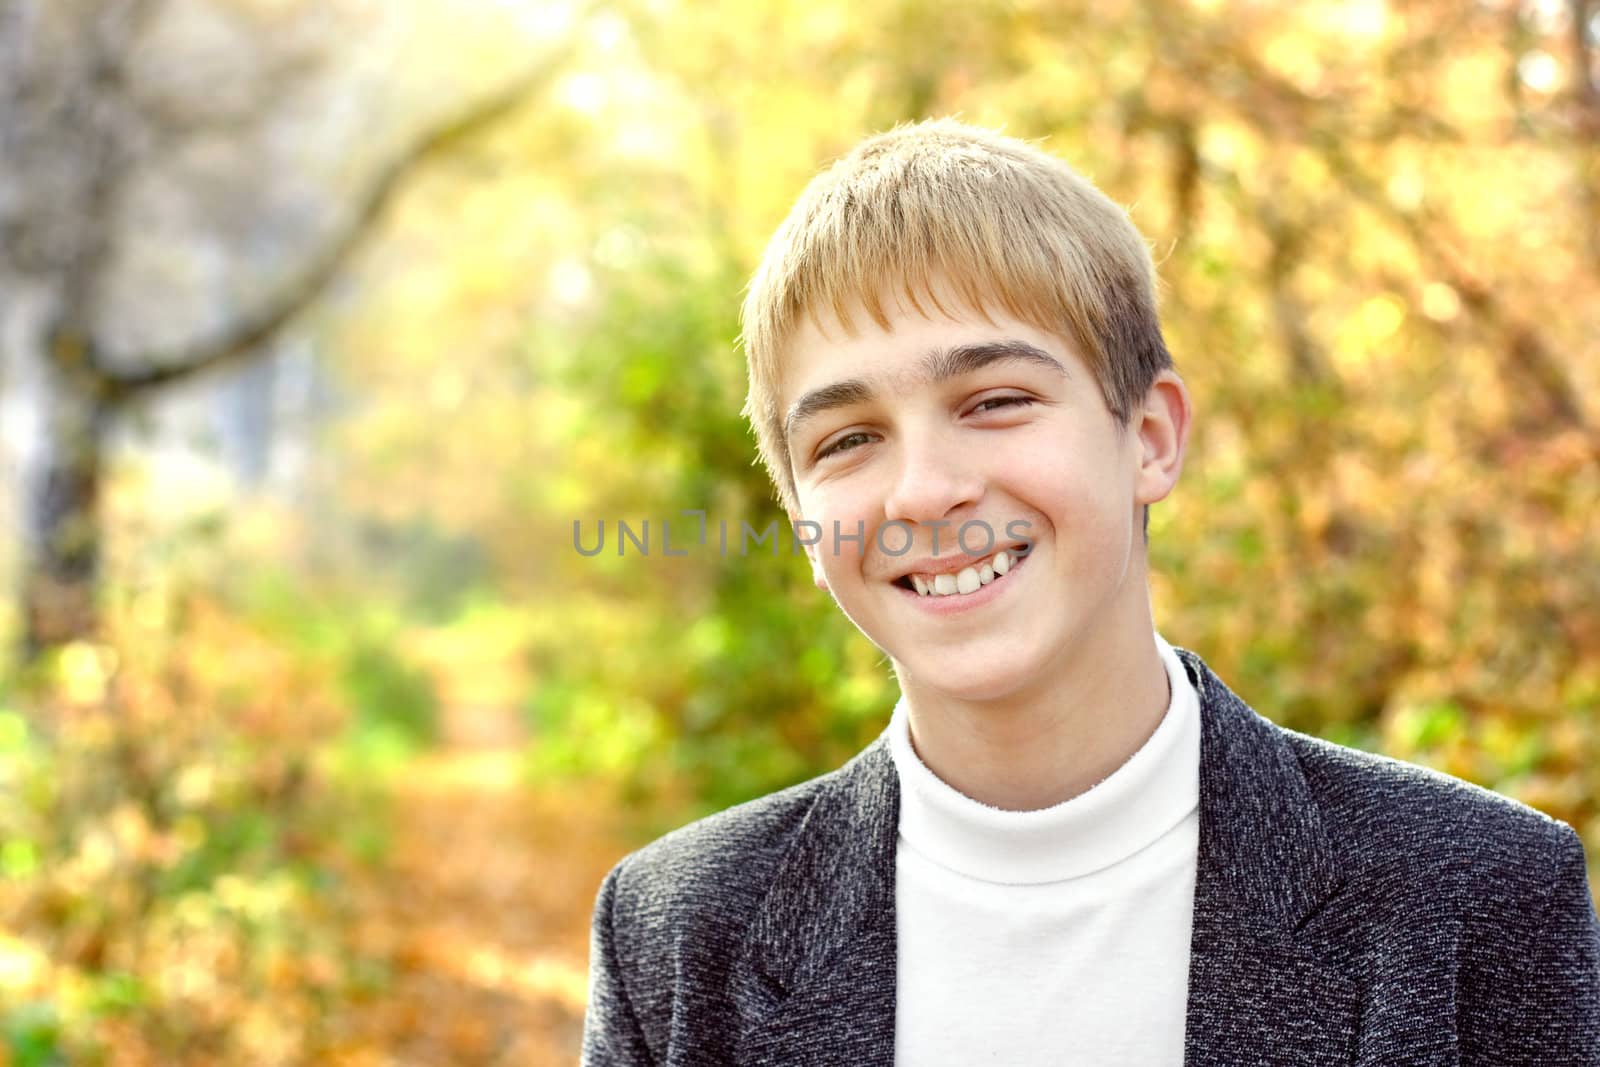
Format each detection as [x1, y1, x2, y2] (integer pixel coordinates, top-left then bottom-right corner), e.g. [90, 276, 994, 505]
[904, 550, 1022, 598]
[956, 567, 980, 595]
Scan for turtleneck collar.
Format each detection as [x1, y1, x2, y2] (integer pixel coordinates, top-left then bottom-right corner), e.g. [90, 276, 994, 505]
[887, 632, 1201, 886]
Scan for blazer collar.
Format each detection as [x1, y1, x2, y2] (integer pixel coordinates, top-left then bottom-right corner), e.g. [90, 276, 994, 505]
[734, 734, 901, 1064]
[735, 648, 1360, 1065]
[1177, 649, 1362, 1065]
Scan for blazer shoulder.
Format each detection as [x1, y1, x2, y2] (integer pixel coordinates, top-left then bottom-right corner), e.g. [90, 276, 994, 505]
[590, 756, 866, 1045]
[602, 752, 863, 948]
[1282, 725, 1583, 888]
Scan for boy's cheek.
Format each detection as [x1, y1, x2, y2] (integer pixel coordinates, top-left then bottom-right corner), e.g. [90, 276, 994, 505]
[811, 530, 865, 591]
[796, 490, 878, 565]
[799, 539, 835, 591]
[788, 511, 856, 592]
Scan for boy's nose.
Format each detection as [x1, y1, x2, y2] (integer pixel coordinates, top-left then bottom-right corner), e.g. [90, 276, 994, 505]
[882, 434, 985, 527]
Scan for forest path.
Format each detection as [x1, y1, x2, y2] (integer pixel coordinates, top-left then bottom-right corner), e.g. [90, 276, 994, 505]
[332, 699, 624, 1066]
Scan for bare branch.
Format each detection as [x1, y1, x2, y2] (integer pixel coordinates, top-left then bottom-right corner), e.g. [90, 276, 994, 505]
[101, 64, 559, 398]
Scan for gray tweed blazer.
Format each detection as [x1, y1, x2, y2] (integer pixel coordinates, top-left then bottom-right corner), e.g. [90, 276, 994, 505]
[582, 648, 1600, 1065]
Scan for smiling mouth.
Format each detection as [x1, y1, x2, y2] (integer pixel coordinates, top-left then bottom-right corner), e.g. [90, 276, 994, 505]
[891, 547, 1025, 598]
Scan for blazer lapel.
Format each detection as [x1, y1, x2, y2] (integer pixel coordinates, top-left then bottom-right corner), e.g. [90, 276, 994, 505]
[1176, 649, 1361, 1066]
[733, 738, 900, 1066]
[732, 650, 1361, 1066]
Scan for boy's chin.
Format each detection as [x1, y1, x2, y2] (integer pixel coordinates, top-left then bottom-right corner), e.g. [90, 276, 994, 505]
[891, 651, 1038, 704]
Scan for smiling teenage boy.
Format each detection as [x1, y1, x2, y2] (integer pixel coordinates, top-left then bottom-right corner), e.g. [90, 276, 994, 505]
[582, 120, 1600, 1065]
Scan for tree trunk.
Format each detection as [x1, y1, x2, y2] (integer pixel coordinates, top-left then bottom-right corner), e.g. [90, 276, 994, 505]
[20, 340, 109, 657]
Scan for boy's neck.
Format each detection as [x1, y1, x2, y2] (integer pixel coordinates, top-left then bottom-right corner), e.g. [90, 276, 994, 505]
[895, 615, 1171, 812]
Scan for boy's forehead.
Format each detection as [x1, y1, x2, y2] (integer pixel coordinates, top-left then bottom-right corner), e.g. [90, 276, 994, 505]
[781, 292, 1078, 392]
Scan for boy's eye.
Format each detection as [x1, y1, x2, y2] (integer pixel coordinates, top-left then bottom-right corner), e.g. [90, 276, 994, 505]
[971, 395, 1035, 414]
[816, 431, 874, 460]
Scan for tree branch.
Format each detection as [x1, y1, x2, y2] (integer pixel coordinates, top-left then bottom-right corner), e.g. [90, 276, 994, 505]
[1146, 18, 1593, 438]
[101, 64, 558, 399]
[1304, 131, 1591, 437]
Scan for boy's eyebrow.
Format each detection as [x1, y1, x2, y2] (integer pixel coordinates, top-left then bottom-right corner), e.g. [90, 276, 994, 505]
[924, 339, 1068, 382]
[784, 379, 878, 442]
[783, 339, 1068, 443]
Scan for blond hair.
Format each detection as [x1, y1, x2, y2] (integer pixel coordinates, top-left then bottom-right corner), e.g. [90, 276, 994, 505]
[739, 118, 1172, 515]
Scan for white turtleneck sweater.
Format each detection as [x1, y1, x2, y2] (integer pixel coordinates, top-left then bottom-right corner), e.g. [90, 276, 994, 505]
[888, 633, 1202, 1065]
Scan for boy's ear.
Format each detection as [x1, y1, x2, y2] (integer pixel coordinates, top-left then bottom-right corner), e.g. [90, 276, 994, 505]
[787, 509, 829, 591]
[1133, 370, 1191, 508]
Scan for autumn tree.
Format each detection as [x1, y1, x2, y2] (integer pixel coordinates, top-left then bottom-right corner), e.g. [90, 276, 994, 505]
[0, 0, 562, 658]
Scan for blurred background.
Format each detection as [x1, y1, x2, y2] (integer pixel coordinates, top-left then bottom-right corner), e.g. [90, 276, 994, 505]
[0, 0, 1596, 1062]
